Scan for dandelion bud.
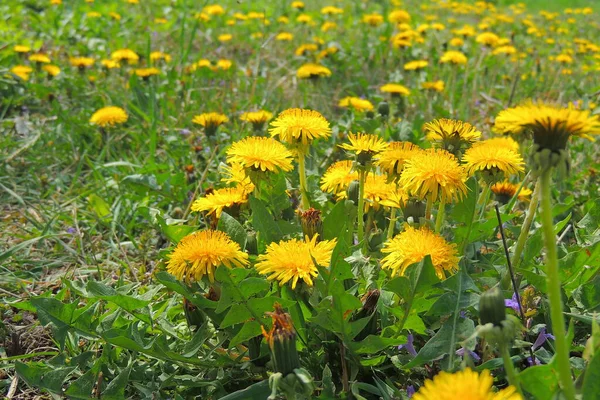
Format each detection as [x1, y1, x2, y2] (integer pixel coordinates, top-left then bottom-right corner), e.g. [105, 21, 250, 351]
[366, 110, 375, 119]
[401, 199, 426, 222]
[378, 101, 390, 117]
[298, 208, 323, 240]
[347, 180, 360, 203]
[246, 231, 258, 255]
[479, 287, 506, 326]
[262, 304, 300, 375]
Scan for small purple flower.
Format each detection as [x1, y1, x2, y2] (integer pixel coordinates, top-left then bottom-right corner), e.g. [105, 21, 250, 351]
[66, 227, 76, 234]
[179, 128, 191, 135]
[456, 347, 481, 362]
[532, 327, 555, 351]
[527, 356, 541, 366]
[505, 293, 520, 313]
[407, 385, 415, 398]
[398, 334, 417, 357]
[459, 310, 467, 319]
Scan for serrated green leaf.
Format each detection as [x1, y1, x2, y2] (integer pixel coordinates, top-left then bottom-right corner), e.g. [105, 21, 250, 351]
[218, 212, 247, 250]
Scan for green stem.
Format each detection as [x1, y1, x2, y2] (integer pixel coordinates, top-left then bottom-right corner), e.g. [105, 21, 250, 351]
[357, 169, 366, 245]
[297, 154, 310, 210]
[387, 208, 397, 239]
[434, 194, 446, 233]
[500, 342, 522, 395]
[425, 193, 434, 220]
[539, 169, 576, 400]
[478, 184, 491, 221]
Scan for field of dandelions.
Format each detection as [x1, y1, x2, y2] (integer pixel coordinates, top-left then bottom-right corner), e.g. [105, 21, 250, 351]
[2, 0, 600, 399]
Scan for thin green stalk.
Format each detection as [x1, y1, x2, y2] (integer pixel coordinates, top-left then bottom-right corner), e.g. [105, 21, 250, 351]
[478, 184, 491, 221]
[539, 169, 576, 400]
[511, 180, 540, 269]
[425, 193, 434, 220]
[434, 193, 446, 233]
[500, 342, 522, 395]
[357, 169, 366, 244]
[297, 154, 310, 210]
[387, 208, 397, 239]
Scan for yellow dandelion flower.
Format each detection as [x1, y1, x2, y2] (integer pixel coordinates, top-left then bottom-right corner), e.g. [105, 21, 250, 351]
[493, 45, 517, 56]
[218, 33, 233, 42]
[11, 65, 33, 81]
[14, 45, 31, 53]
[70, 57, 95, 68]
[191, 186, 248, 218]
[449, 37, 465, 47]
[338, 97, 375, 112]
[380, 83, 411, 96]
[321, 6, 343, 15]
[339, 132, 389, 157]
[388, 9, 411, 23]
[296, 14, 313, 24]
[216, 59, 232, 70]
[29, 54, 51, 64]
[463, 141, 525, 178]
[89, 106, 128, 127]
[421, 80, 445, 92]
[554, 54, 573, 64]
[337, 173, 396, 211]
[166, 230, 248, 283]
[491, 181, 532, 203]
[255, 235, 337, 289]
[399, 148, 468, 203]
[475, 31, 500, 47]
[87, 11, 101, 18]
[424, 118, 481, 154]
[363, 13, 384, 27]
[321, 21, 338, 32]
[291, 1, 305, 10]
[134, 67, 160, 78]
[483, 136, 520, 152]
[240, 110, 273, 130]
[295, 43, 318, 56]
[380, 186, 408, 209]
[203, 4, 225, 15]
[375, 141, 423, 176]
[404, 60, 428, 70]
[320, 160, 359, 196]
[109, 12, 121, 20]
[220, 163, 255, 193]
[453, 25, 476, 37]
[296, 63, 332, 79]
[413, 368, 522, 400]
[101, 59, 120, 69]
[269, 108, 331, 146]
[381, 225, 459, 279]
[43, 65, 61, 77]
[226, 137, 294, 173]
[440, 50, 468, 65]
[154, 18, 168, 24]
[111, 48, 139, 64]
[193, 112, 228, 130]
[276, 32, 294, 41]
[494, 102, 600, 150]
[150, 51, 171, 63]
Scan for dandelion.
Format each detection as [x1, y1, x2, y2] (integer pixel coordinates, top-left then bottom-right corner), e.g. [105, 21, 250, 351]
[380, 84, 410, 97]
[218, 33, 233, 42]
[220, 163, 255, 193]
[381, 225, 459, 279]
[320, 160, 359, 197]
[412, 368, 522, 400]
[338, 97, 375, 112]
[43, 65, 61, 77]
[339, 132, 388, 164]
[276, 32, 294, 41]
[111, 48, 139, 64]
[475, 32, 500, 47]
[192, 112, 228, 136]
[491, 181, 532, 203]
[90, 106, 128, 127]
[133, 67, 160, 78]
[101, 59, 120, 69]
[240, 110, 273, 131]
[424, 118, 481, 155]
[388, 9, 411, 23]
[404, 60, 428, 71]
[255, 235, 337, 289]
[150, 51, 172, 63]
[321, 6, 343, 15]
[362, 13, 384, 27]
[166, 230, 248, 283]
[337, 173, 396, 212]
[10, 65, 33, 81]
[226, 137, 294, 173]
[191, 186, 249, 218]
[375, 141, 422, 177]
[14, 45, 31, 53]
[463, 141, 525, 182]
[296, 63, 332, 79]
[440, 50, 468, 65]
[421, 80, 445, 92]
[29, 54, 51, 64]
[70, 57, 95, 69]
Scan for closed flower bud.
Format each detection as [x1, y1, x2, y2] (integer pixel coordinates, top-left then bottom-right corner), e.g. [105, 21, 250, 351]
[377, 101, 390, 117]
[479, 287, 506, 326]
[347, 180, 360, 204]
[262, 304, 300, 375]
[298, 208, 323, 240]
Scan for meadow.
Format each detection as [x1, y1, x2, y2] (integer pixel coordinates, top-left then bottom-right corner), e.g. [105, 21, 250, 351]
[1, 0, 600, 399]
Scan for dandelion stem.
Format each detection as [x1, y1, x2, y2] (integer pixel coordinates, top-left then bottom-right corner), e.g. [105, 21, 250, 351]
[357, 169, 366, 245]
[500, 342, 522, 396]
[434, 193, 446, 233]
[425, 193, 434, 220]
[478, 184, 491, 221]
[510, 180, 540, 270]
[387, 208, 397, 239]
[297, 154, 310, 210]
[539, 168, 576, 400]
